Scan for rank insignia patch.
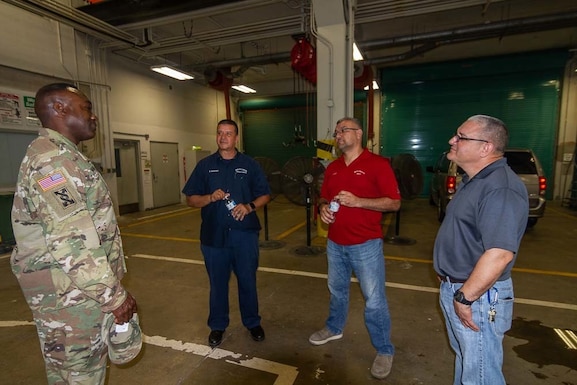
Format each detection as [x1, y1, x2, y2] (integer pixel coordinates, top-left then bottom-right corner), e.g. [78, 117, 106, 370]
[53, 187, 76, 208]
[38, 173, 67, 191]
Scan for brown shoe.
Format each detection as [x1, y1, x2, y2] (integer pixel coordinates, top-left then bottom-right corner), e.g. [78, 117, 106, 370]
[370, 354, 393, 379]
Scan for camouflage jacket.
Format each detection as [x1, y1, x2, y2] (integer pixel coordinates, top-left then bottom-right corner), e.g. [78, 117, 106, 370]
[11, 127, 127, 315]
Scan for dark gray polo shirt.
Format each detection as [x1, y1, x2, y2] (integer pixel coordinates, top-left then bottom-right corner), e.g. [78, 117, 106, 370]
[433, 158, 529, 281]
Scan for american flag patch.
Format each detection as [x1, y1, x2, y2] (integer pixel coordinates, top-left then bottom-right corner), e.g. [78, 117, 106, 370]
[38, 173, 67, 191]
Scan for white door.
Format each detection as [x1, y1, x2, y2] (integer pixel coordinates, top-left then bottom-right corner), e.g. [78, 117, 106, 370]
[150, 141, 180, 208]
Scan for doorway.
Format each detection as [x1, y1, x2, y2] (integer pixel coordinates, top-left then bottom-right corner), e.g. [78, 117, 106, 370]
[150, 141, 181, 208]
[114, 140, 141, 215]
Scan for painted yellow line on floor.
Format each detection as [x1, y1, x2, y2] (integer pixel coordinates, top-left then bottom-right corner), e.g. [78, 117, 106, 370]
[130, 207, 191, 221]
[130, 254, 577, 311]
[547, 206, 577, 220]
[122, 219, 307, 242]
[144, 335, 298, 385]
[275, 221, 306, 240]
[122, 208, 198, 228]
[129, 254, 202, 264]
[512, 267, 577, 279]
[386, 255, 433, 264]
[122, 233, 200, 243]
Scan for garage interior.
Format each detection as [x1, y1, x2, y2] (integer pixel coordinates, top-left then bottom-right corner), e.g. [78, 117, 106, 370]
[1, 0, 577, 384]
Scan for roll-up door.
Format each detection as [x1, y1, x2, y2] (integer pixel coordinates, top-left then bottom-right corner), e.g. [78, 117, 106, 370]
[380, 50, 568, 199]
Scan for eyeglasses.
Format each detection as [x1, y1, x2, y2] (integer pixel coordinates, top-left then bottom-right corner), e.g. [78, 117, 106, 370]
[333, 127, 360, 137]
[453, 133, 489, 143]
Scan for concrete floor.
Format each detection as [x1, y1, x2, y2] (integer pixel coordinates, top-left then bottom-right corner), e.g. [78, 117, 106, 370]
[1, 197, 576, 385]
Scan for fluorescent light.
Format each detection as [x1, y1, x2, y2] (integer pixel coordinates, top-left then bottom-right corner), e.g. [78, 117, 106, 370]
[150, 65, 193, 80]
[364, 80, 379, 90]
[353, 43, 364, 61]
[232, 85, 256, 93]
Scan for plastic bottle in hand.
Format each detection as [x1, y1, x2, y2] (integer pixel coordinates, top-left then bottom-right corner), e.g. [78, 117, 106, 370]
[224, 194, 237, 211]
[329, 198, 340, 213]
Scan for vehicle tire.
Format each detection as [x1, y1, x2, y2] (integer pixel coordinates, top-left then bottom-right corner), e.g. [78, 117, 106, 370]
[526, 218, 538, 228]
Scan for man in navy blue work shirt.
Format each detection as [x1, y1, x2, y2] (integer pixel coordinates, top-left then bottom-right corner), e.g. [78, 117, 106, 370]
[433, 115, 528, 385]
[182, 119, 271, 348]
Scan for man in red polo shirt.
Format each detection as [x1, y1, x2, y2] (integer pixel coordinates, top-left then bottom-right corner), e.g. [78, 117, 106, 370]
[309, 117, 401, 380]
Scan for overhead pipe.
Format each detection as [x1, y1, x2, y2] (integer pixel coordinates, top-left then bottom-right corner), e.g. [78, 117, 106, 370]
[117, 0, 287, 31]
[355, 0, 509, 24]
[359, 11, 577, 51]
[190, 52, 290, 73]
[188, 11, 577, 76]
[136, 18, 302, 57]
[366, 42, 440, 65]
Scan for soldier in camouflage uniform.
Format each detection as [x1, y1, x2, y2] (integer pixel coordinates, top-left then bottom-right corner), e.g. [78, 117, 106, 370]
[10, 83, 137, 385]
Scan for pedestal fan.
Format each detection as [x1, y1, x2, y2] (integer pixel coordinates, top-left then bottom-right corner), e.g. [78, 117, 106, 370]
[281, 156, 325, 255]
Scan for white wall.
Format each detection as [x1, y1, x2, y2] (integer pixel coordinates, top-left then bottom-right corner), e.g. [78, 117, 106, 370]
[107, 55, 238, 208]
[0, 1, 239, 211]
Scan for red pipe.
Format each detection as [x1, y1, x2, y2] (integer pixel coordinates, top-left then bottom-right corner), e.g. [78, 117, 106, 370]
[224, 87, 231, 120]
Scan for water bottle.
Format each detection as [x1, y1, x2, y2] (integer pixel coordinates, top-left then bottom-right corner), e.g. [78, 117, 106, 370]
[224, 194, 237, 211]
[329, 198, 340, 212]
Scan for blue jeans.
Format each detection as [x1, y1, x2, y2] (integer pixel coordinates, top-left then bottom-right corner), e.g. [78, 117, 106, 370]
[201, 230, 261, 330]
[439, 278, 514, 385]
[325, 238, 394, 355]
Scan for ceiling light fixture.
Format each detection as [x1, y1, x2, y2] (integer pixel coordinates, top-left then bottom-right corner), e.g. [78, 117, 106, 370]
[150, 65, 194, 81]
[232, 85, 257, 94]
[364, 80, 380, 90]
[353, 43, 364, 61]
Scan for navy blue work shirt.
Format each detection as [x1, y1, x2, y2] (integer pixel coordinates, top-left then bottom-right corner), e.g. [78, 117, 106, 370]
[433, 158, 529, 281]
[182, 150, 271, 247]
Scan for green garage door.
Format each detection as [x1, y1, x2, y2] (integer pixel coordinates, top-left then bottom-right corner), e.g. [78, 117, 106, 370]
[380, 50, 568, 199]
[240, 92, 367, 169]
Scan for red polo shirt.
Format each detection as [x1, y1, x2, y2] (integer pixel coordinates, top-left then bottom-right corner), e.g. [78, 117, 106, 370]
[321, 149, 400, 245]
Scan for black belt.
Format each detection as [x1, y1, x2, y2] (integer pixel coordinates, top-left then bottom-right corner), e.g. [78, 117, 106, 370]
[437, 275, 467, 284]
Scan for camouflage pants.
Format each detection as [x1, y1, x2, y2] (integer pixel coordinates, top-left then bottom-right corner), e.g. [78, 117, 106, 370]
[33, 301, 108, 385]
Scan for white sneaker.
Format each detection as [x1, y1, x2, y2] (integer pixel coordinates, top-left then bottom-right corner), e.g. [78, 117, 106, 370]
[308, 327, 343, 346]
[370, 354, 393, 379]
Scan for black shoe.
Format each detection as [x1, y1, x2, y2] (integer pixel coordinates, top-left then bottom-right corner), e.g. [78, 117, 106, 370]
[209, 330, 224, 347]
[249, 325, 265, 342]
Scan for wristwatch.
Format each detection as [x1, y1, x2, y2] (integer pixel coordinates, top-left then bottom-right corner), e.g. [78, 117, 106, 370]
[249, 202, 256, 211]
[453, 290, 474, 305]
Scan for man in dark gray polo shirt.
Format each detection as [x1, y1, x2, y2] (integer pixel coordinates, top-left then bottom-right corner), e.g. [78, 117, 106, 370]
[433, 115, 528, 385]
